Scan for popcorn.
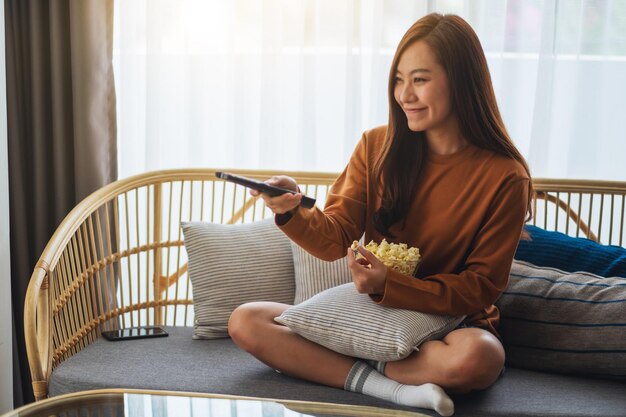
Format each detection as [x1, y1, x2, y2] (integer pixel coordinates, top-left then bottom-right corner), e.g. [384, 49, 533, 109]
[351, 239, 421, 275]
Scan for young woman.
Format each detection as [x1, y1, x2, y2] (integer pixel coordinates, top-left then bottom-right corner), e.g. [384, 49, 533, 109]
[228, 13, 532, 417]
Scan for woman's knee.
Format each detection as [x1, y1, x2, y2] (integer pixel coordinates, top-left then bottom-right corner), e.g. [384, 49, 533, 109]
[228, 302, 287, 352]
[229, 303, 262, 350]
[444, 330, 505, 392]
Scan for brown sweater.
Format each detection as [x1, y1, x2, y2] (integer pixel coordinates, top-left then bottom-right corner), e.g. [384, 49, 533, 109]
[277, 125, 529, 337]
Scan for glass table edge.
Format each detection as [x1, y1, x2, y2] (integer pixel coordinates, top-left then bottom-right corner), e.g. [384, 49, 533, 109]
[4, 388, 431, 417]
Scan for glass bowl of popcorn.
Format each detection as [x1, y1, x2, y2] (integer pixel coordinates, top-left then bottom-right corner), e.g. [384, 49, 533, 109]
[351, 239, 421, 276]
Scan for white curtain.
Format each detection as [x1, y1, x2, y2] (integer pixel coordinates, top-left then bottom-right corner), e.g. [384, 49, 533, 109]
[113, 0, 626, 181]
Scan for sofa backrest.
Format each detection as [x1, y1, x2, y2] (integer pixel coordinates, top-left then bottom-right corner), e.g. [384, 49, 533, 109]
[531, 179, 625, 245]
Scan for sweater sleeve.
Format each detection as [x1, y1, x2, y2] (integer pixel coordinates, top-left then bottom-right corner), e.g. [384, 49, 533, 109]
[374, 177, 530, 316]
[276, 134, 369, 261]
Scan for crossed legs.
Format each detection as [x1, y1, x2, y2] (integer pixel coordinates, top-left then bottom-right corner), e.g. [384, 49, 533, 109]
[228, 301, 505, 394]
[228, 301, 354, 387]
[384, 325, 506, 394]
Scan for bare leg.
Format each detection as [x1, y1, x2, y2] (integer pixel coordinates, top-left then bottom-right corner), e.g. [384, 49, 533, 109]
[228, 302, 464, 416]
[384, 327, 506, 393]
[229, 301, 455, 416]
[229, 303, 504, 393]
[228, 301, 354, 388]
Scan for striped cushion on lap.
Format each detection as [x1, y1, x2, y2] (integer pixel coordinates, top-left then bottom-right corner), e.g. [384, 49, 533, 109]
[496, 260, 626, 379]
[275, 283, 465, 361]
[182, 219, 295, 339]
[291, 242, 352, 304]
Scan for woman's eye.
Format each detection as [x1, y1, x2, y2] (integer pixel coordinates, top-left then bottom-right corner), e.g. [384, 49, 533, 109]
[413, 77, 426, 83]
[394, 77, 403, 84]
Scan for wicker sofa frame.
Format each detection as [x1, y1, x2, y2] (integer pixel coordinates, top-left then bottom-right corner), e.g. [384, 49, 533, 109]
[24, 169, 626, 405]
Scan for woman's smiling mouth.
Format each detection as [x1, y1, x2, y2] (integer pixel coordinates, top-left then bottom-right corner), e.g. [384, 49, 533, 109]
[405, 107, 427, 114]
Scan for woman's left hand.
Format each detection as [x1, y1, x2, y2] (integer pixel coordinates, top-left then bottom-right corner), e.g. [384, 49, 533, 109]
[347, 246, 388, 296]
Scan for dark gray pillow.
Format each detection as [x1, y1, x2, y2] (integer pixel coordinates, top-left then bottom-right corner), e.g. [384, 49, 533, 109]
[182, 219, 295, 339]
[496, 260, 626, 379]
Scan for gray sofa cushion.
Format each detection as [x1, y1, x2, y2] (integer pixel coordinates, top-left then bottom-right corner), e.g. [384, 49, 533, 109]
[49, 327, 414, 411]
[496, 260, 626, 378]
[49, 327, 626, 417]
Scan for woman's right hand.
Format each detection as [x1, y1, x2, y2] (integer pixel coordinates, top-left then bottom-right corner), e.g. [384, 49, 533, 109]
[250, 175, 302, 215]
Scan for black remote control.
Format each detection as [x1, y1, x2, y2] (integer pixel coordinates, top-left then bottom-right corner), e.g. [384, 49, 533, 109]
[215, 172, 316, 209]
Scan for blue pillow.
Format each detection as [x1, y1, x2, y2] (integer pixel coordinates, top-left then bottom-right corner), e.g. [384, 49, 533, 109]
[515, 225, 626, 278]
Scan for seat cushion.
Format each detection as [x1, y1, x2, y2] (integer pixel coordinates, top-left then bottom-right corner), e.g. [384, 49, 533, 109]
[49, 327, 413, 410]
[49, 327, 626, 417]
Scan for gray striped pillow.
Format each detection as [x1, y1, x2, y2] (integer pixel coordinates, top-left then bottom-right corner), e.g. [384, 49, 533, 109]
[291, 242, 353, 304]
[496, 260, 626, 378]
[275, 283, 465, 361]
[182, 219, 295, 339]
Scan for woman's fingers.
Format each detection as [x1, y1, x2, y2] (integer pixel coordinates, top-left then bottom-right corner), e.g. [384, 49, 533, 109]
[347, 246, 387, 295]
[249, 176, 301, 214]
[265, 193, 302, 214]
[356, 246, 381, 265]
[267, 175, 298, 192]
[347, 247, 370, 267]
[356, 258, 370, 266]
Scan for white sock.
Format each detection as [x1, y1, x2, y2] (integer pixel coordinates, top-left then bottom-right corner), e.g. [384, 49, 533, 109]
[344, 361, 454, 417]
[366, 359, 387, 374]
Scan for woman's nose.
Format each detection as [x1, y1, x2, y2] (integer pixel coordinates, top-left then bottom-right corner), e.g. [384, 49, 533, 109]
[400, 84, 416, 102]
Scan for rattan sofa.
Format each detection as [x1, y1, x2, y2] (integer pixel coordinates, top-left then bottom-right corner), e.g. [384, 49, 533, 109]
[25, 169, 626, 416]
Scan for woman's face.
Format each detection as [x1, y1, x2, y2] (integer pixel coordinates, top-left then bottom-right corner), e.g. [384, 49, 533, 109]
[393, 41, 454, 133]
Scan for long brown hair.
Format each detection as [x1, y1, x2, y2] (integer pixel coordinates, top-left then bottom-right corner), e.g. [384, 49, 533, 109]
[373, 13, 533, 237]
